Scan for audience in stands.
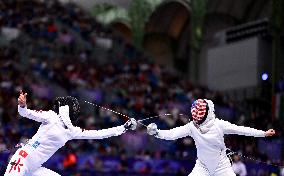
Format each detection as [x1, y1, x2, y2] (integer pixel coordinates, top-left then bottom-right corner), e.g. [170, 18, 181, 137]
[0, 0, 283, 175]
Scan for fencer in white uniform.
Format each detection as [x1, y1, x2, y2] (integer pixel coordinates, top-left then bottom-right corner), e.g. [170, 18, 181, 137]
[5, 91, 137, 176]
[147, 99, 275, 176]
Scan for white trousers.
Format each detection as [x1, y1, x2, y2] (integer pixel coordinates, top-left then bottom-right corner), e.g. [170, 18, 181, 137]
[189, 155, 236, 176]
[4, 148, 61, 176]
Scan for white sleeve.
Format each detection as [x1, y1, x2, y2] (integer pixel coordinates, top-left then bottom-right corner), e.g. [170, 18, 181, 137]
[219, 119, 265, 137]
[73, 125, 126, 139]
[18, 105, 50, 123]
[156, 123, 191, 140]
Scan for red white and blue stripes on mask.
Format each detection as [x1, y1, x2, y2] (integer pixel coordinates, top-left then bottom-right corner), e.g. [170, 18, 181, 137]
[191, 99, 209, 125]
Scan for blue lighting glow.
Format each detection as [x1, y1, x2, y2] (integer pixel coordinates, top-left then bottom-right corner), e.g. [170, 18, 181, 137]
[262, 73, 268, 81]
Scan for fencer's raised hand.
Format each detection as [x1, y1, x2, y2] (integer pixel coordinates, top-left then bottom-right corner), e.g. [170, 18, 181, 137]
[265, 129, 275, 137]
[18, 90, 27, 108]
[124, 118, 137, 130]
[147, 123, 158, 136]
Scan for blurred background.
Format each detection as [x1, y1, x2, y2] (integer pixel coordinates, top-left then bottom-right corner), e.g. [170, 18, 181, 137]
[0, 0, 283, 175]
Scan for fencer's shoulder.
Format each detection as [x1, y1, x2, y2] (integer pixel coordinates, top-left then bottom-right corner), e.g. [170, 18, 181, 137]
[188, 121, 195, 128]
[48, 110, 57, 114]
[215, 118, 227, 123]
[214, 118, 222, 122]
[46, 110, 60, 122]
[47, 110, 59, 117]
[214, 119, 233, 127]
[70, 126, 84, 138]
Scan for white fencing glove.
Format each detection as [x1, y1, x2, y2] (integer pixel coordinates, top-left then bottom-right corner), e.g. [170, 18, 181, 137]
[124, 118, 137, 130]
[147, 123, 158, 136]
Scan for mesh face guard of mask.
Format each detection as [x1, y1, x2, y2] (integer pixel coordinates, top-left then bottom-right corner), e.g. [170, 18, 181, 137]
[191, 99, 209, 125]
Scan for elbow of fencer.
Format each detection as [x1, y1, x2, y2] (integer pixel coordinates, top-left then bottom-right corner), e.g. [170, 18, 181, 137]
[166, 136, 177, 140]
[18, 106, 28, 117]
[18, 111, 27, 117]
[162, 137, 175, 141]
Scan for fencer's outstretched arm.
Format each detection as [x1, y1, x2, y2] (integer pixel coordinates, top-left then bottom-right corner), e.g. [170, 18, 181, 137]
[58, 103, 137, 140]
[219, 119, 275, 137]
[147, 123, 191, 140]
[73, 118, 137, 140]
[17, 90, 49, 123]
[73, 126, 126, 139]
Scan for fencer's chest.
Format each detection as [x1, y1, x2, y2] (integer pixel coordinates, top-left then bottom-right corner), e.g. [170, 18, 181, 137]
[192, 126, 222, 147]
[35, 122, 71, 145]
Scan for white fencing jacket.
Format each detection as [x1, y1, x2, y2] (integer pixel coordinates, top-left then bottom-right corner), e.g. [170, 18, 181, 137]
[155, 100, 265, 174]
[17, 105, 126, 171]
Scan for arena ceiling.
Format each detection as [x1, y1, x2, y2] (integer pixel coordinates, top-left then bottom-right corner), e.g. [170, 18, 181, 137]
[207, 0, 272, 22]
[66, 0, 271, 21]
[61, 0, 274, 75]
[65, 0, 272, 41]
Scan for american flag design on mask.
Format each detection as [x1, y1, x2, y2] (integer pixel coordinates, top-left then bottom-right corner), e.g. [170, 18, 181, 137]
[191, 99, 207, 124]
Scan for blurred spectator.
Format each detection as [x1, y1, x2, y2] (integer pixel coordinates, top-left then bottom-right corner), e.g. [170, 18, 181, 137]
[94, 156, 103, 172]
[63, 150, 78, 169]
[280, 166, 284, 176]
[232, 154, 247, 176]
[0, 0, 282, 175]
[118, 152, 128, 172]
[0, 137, 7, 152]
